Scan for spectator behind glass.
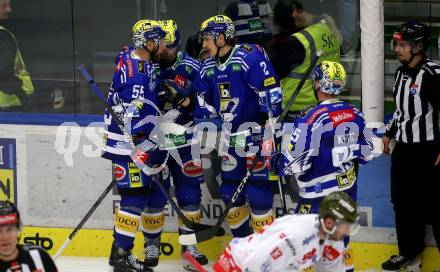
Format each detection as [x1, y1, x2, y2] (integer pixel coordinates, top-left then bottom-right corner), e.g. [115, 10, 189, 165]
[265, 0, 300, 78]
[223, 0, 273, 45]
[0, 0, 34, 111]
[274, 0, 341, 121]
[320, 0, 358, 57]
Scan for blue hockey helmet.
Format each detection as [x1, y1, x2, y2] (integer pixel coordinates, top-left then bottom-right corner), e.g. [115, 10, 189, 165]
[132, 19, 166, 48]
[200, 15, 235, 40]
[159, 20, 181, 48]
[313, 61, 347, 95]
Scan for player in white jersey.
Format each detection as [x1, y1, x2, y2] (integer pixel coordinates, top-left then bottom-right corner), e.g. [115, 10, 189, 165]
[213, 191, 360, 272]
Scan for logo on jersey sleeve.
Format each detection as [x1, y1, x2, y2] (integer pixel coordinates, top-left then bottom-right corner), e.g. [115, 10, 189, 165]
[218, 83, 231, 110]
[241, 44, 254, 52]
[206, 68, 214, 77]
[126, 59, 134, 78]
[232, 63, 241, 72]
[264, 77, 276, 87]
[302, 248, 317, 262]
[328, 108, 355, 127]
[185, 65, 193, 74]
[307, 107, 328, 125]
[137, 61, 146, 75]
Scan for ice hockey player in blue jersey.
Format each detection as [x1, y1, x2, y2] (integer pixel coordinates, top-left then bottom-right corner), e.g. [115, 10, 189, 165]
[103, 19, 168, 272]
[157, 19, 209, 270]
[270, 60, 374, 272]
[194, 15, 283, 238]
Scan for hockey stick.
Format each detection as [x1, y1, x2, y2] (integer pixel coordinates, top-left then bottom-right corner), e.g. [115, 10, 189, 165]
[183, 251, 207, 272]
[78, 65, 225, 234]
[179, 51, 323, 245]
[53, 178, 116, 260]
[265, 100, 287, 215]
[179, 153, 261, 245]
[277, 50, 323, 123]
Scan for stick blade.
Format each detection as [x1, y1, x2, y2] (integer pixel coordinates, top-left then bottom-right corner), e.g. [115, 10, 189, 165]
[179, 233, 198, 245]
[183, 251, 208, 272]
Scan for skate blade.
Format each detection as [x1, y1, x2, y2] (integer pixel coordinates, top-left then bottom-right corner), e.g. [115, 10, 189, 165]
[382, 263, 421, 272]
[182, 261, 207, 272]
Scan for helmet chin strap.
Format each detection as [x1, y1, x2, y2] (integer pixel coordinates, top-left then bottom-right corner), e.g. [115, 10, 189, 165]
[402, 52, 416, 67]
[403, 44, 421, 67]
[214, 34, 227, 59]
[320, 218, 337, 236]
[143, 42, 160, 62]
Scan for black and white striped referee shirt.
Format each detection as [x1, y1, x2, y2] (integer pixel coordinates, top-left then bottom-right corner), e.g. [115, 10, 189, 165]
[386, 57, 440, 143]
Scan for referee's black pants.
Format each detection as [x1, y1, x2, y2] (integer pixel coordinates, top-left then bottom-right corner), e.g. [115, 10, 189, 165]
[391, 141, 440, 259]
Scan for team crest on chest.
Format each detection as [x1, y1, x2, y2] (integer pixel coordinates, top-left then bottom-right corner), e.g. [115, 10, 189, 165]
[218, 82, 231, 110]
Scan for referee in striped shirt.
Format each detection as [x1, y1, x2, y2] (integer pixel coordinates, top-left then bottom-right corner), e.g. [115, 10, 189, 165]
[382, 22, 440, 271]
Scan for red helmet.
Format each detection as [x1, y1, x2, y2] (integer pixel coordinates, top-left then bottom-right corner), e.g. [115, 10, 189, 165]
[0, 201, 20, 227]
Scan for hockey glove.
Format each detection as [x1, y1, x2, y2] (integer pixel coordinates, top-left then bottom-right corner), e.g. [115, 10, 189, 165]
[132, 132, 148, 145]
[269, 152, 284, 175]
[162, 79, 189, 106]
[133, 148, 168, 169]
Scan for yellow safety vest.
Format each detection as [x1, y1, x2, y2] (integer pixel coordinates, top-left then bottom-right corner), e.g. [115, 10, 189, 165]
[281, 21, 340, 112]
[0, 25, 34, 107]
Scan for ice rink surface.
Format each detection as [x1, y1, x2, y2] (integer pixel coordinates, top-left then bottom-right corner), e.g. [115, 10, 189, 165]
[56, 256, 210, 272]
[55, 256, 385, 272]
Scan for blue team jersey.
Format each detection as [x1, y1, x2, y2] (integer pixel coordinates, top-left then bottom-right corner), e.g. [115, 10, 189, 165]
[194, 43, 282, 132]
[159, 51, 201, 125]
[102, 48, 161, 161]
[277, 99, 374, 199]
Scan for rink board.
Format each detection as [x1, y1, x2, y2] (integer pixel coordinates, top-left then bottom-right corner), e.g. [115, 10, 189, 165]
[21, 226, 440, 271]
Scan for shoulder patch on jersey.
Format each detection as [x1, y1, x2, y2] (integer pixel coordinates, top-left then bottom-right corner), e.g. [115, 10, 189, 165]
[206, 67, 215, 77]
[137, 61, 146, 75]
[240, 44, 254, 53]
[232, 63, 241, 72]
[115, 56, 124, 72]
[185, 65, 193, 74]
[328, 108, 356, 127]
[306, 106, 328, 125]
[126, 58, 135, 78]
[264, 77, 276, 87]
[255, 44, 265, 54]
